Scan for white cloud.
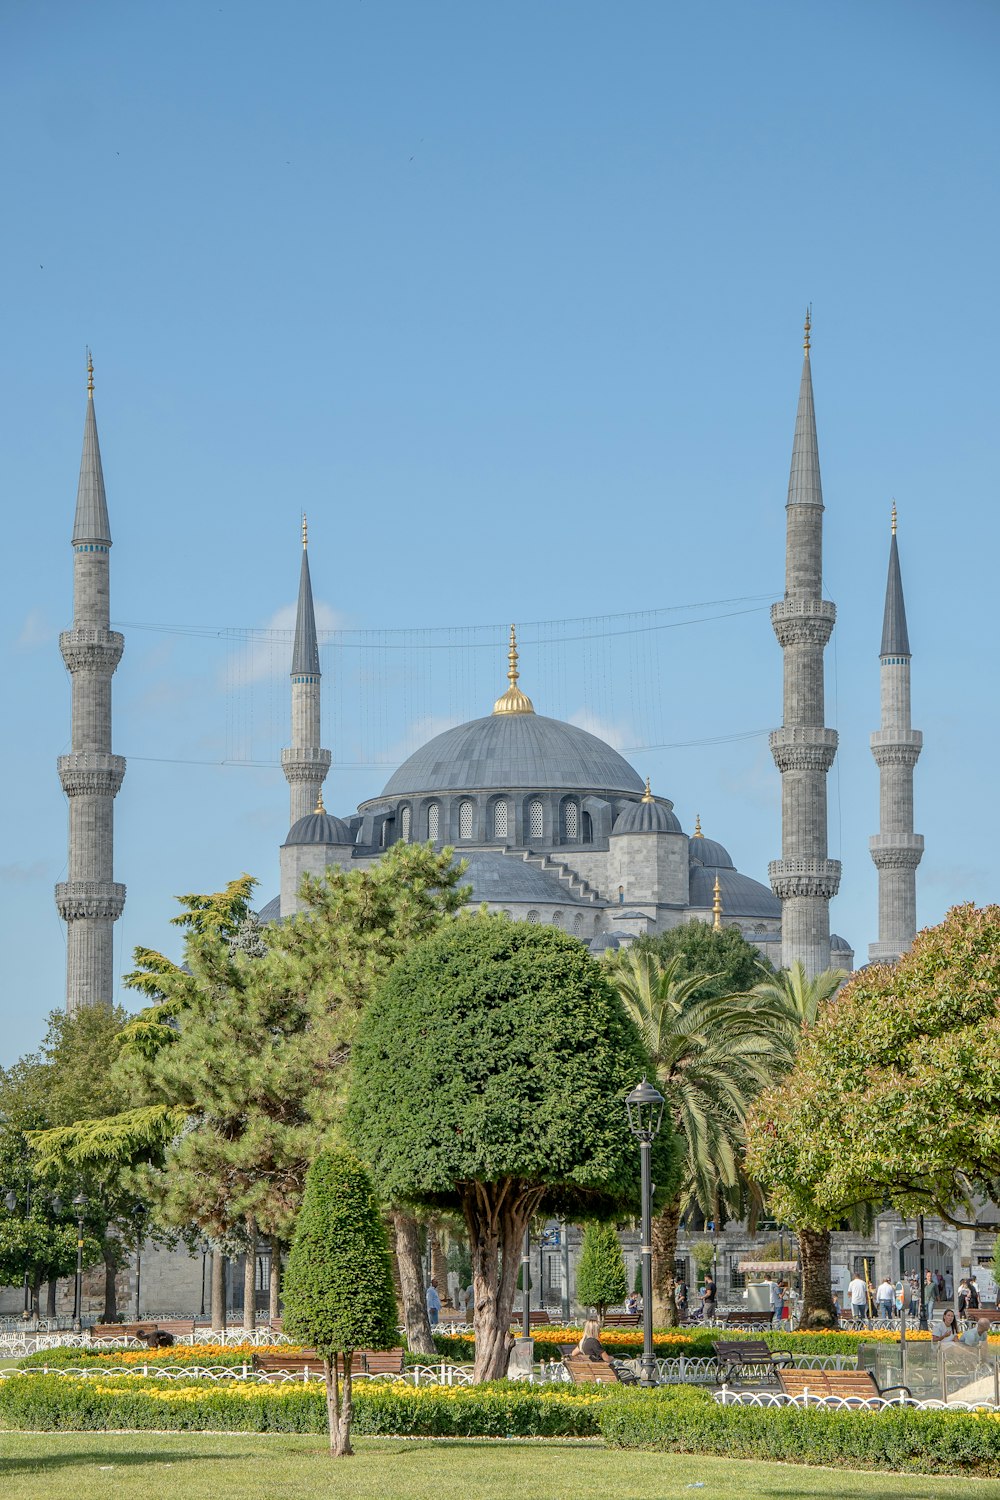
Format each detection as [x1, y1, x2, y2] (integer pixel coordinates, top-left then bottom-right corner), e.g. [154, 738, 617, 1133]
[383, 713, 462, 767]
[220, 600, 349, 687]
[17, 609, 52, 649]
[566, 708, 632, 750]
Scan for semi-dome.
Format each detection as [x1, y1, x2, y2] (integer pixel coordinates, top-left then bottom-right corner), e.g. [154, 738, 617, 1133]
[283, 809, 353, 847]
[457, 850, 597, 906]
[689, 866, 780, 919]
[612, 780, 682, 835]
[382, 713, 645, 797]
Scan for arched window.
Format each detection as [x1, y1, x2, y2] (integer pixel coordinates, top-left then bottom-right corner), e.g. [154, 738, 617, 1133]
[582, 811, 593, 843]
[400, 806, 411, 843]
[564, 801, 579, 840]
[526, 910, 540, 923]
[529, 799, 544, 839]
[552, 910, 563, 925]
[492, 801, 508, 840]
[427, 803, 440, 842]
[459, 800, 474, 839]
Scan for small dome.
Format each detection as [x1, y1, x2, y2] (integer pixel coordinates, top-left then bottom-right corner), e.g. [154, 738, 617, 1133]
[688, 866, 780, 920]
[831, 933, 853, 954]
[612, 798, 681, 835]
[283, 810, 353, 847]
[689, 834, 735, 870]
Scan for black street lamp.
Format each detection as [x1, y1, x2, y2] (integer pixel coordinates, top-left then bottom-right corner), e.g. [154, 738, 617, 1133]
[72, 1192, 88, 1334]
[626, 1076, 665, 1387]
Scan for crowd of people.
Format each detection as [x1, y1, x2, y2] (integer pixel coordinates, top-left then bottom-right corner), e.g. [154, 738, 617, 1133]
[845, 1268, 984, 1325]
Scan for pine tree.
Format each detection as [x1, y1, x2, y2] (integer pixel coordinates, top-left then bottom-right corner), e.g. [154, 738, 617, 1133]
[575, 1221, 627, 1321]
[283, 1149, 397, 1458]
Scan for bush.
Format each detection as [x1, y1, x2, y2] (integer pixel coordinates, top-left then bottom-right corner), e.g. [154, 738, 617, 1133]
[0, 1374, 608, 1438]
[599, 1386, 1000, 1477]
[428, 1325, 973, 1362]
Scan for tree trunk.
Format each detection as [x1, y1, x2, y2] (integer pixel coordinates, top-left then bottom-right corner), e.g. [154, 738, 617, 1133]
[463, 1182, 542, 1383]
[46, 1279, 57, 1318]
[269, 1246, 281, 1323]
[211, 1252, 226, 1333]
[798, 1227, 837, 1326]
[651, 1198, 682, 1327]
[243, 1222, 257, 1332]
[337, 1360, 354, 1457]
[102, 1247, 118, 1322]
[323, 1355, 340, 1456]
[393, 1211, 436, 1355]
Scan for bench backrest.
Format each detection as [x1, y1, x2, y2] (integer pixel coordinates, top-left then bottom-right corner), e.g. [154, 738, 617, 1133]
[603, 1312, 640, 1326]
[779, 1369, 879, 1400]
[713, 1339, 773, 1361]
[363, 1349, 405, 1374]
[563, 1356, 619, 1385]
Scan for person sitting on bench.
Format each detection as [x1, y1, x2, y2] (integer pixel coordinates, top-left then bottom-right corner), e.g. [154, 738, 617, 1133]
[572, 1318, 606, 1360]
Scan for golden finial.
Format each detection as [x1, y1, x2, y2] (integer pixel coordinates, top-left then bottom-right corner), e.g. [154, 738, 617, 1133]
[803, 305, 812, 355]
[86, 348, 94, 398]
[712, 874, 723, 930]
[492, 624, 535, 715]
[314, 789, 325, 814]
[641, 776, 653, 804]
[302, 512, 308, 548]
[891, 500, 897, 537]
[694, 813, 703, 838]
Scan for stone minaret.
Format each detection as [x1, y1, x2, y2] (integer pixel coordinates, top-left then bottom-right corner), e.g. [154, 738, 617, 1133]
[868, 505, 923, 962]
[280, 517, 331, 825]
[55, 355, 126, 1011]
[769, 315, 841, 976]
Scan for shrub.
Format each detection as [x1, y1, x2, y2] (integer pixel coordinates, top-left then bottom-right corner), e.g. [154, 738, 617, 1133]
[576, 1222, 628, 1319]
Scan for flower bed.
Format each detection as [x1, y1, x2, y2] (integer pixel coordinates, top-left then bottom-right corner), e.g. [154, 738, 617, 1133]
[431, 1325, 967, 1362]
[18, 1344, 297, 1371]
[0, 1373, 607, 1437]
[600, 1385, 1000, 1477]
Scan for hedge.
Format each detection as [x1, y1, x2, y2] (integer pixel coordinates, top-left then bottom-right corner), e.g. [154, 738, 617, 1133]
[0, 1374, 608, 1438]
[430, 1326, 964, 1361]
[600, 1386, 1000, 1477]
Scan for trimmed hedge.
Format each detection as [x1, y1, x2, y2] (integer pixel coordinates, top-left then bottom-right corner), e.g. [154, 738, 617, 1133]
[600, 1386, 1000, 1477]
[430, 1326, 957, 1361]
[0, 1374, 608, 1438]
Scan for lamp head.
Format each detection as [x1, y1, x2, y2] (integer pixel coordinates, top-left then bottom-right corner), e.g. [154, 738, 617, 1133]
[625, 1076, 665, 1142]
[72, 1192, 88, 1212]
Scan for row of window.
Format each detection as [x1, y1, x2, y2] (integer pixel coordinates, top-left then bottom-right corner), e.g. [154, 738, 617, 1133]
[397, 797, 590, 844]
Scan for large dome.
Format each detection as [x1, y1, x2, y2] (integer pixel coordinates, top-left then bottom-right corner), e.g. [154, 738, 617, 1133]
[381, 712, 645, 797]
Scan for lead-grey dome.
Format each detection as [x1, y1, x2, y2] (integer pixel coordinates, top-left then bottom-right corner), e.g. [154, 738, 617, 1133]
[612, 799, 682, 835]
[283, 810, 353, 847]
[689, 866, 780, 919]
[382, 713, 645, 797]
[689, 836, 735, 870]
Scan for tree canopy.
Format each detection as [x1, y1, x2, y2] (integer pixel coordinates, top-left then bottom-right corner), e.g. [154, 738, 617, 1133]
[575, 1221, 628, 1320]
[746, 904, 1000, 1233]
[634, 920, 774, 1000]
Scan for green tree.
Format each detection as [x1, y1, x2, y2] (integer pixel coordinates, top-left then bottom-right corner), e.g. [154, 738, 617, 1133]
[575, 1221, 627, 1321]
[605, 946, 793, 1325]
[747, 904, 1000, 1324]
[635, 921, 774, 1000]
[282, 1149, 397, 1458]
[347, 917, 681, 1382]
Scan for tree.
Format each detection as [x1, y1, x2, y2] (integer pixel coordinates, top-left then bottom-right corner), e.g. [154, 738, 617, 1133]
[635, 921, 774, 1001]
[605, 946, 792, 1324]
[347, 917, 681, 1382]
[747, 904, 1000, 1324]
[576, 1221, 627, 1321]
[282, 1149, 397, 1458]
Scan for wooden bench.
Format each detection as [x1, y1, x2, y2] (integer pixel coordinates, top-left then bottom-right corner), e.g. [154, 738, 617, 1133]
[777, 1368, 910, 1403]
[509, 1310, 552, 1327]
[253, 1347, 405, 1379]
[149, 1319, 197, 1341]
[713, 1338, 793, 1384]
[603, 1312, 641, 1327]
[719, 1310, 775, 1328]
[92, 1322, 163, 1345]
[561, 1353, 621, 1385]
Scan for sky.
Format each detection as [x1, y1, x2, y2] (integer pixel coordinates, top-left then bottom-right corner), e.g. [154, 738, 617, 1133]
[2, 0, 998, 1065]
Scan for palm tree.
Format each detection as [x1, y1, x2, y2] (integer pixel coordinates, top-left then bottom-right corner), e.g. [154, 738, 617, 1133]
[606, 948, 794, 1325]
[744, 960, 847, 1325]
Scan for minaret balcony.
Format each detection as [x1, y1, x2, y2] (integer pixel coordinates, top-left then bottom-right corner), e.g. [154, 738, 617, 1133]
[769, 726, 838, 772]
[869, 833, 924, 870]
[770, 598, 836, 649]
[59, 628, 124, 674]
[281, 747, 333, 780]
[870, 729, 922, 768]
[55, 881, 126, 922]
[58, 752, 126, 798]
[768, 857, 841, 900]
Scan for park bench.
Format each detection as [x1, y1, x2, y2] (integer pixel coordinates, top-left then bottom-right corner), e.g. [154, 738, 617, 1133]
[560, 1352, 622, 1385]
[603, 1312, 641, 1327]
[149, 1319, 198, 1341]
[509, 1310, 552, 1327]
[718, 1309, 775, 1329]
[712, 1338, 793, 1384]
[965, 1305, 1000, 1325]
[91, 1322, 164, 1345]
[253, 1347, 406, 1378]
[777, 1368, 910, 1403]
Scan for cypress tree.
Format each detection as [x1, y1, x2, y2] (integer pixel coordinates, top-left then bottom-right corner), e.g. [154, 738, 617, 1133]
[283, 1148, 398, 1457]
[575, 1220, 628, 1322]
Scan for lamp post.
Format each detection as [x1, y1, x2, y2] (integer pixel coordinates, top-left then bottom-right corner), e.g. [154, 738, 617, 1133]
[626, 1076, 665, 1387]
[133, 1204, 147, 1322]
[199, 1238, 209, 1320]
[72, 1192, 88, 1334]
[917, 1214, 929, 1333]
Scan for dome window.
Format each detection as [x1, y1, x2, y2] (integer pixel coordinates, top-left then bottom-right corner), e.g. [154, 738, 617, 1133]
[427, 803, 440, 842]
[529, 799, 544, 839]
[526, 910, 539, 923]
[459, 800, 474, 839]
[564, 802, 579, 840]
[493, 801, 508, 840]
[400, 806, 411, 843]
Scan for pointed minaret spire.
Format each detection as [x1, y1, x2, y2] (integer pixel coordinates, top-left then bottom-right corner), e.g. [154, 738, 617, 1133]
[492, 624, 535, 715]
[869, 505, 923, 962]
[712, 875, 723, 930]
[55, 354, 126, 1010]
[281, 519, 331, 828]
[769, 317, 842, 977]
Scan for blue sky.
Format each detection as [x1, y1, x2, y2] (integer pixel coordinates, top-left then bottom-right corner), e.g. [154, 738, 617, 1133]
[2, 0, 998, 1064]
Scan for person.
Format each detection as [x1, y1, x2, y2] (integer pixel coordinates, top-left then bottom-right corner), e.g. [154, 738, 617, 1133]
[924, 1270, 936, 1325]
[625, 1291, 639, 1315]
[426, 1277, 441, 1327]
[675, 1283, 688, 1317]
[959, 1317, 992, 1354]
[931, 1307, 960, 1344]
[779, 1282, 790, 1324]
[944, 1270, 954, 1300]
[958, 1279, 970, 1319]
[847, 1271, 868, 1323]
[968, 1276, 981, 1311]
[768, 1278, 782, 1322]
[702, 1275, 717, 1322]
[876, 1276, 895, 1321]
[573, 1317, 606, 1360]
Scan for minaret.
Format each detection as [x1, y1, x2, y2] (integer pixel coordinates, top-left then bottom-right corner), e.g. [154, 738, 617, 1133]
[868, 505, 923, 961]
[280, 516, 331, 825]
[55, 354, 126, 1011]
[768, 313, 841, 976]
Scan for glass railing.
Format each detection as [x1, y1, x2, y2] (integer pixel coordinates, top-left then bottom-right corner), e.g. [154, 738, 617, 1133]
[859, 1340, 1000, 1404]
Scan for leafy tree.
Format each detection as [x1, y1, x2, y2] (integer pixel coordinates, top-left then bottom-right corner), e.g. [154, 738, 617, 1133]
[283, 1149, 397, 1458]
[605, 946, 792, 1324]
[747, 904, 1000, 1324]
[635, 921, 774, 1000]
[347, 917, 681, 1382]
[575, 1221, 627, 1320]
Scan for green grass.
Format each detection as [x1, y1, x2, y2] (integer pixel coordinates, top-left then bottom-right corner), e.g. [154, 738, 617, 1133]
[1, 1433, 998, 1500]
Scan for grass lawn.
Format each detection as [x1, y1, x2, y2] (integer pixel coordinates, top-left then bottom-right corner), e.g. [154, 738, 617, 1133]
[2, 1434, 998, 1500]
